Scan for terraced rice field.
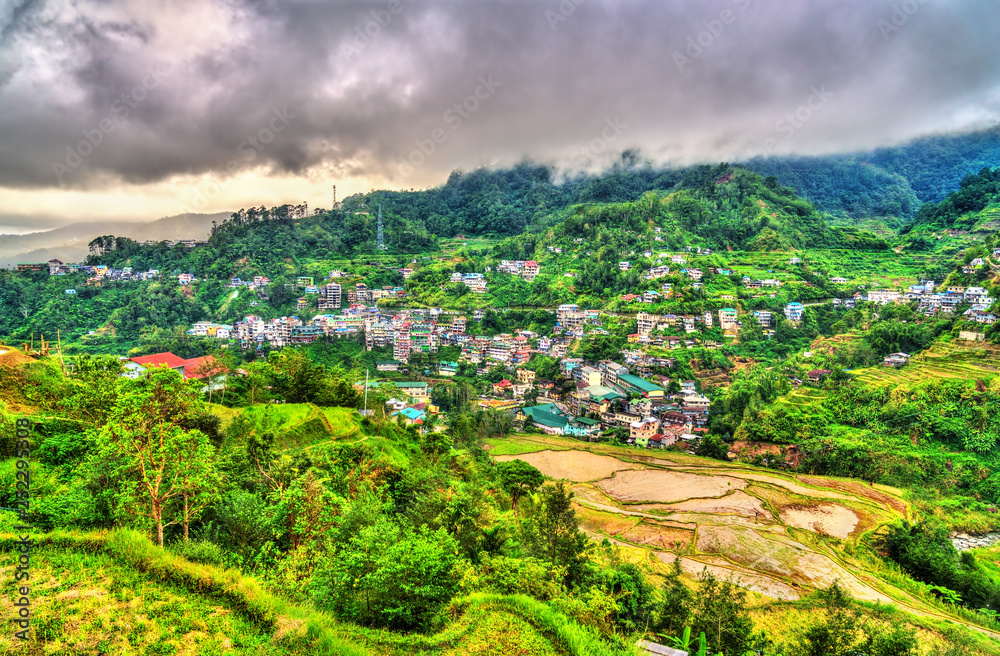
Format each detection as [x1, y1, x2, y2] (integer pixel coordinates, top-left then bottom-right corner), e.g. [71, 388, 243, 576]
[851, 340, 1000, 386]
[771, 386, 832, 423]
[487, 434, 1000, 640]
[496, 435, 903, 600]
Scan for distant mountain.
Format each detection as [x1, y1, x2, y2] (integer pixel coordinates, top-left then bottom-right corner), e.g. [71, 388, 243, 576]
[495, 166, 885, 259]
[355, 128, 1000, 237]
[743, 126, 1000, 221]
[0, 212, 229, 267]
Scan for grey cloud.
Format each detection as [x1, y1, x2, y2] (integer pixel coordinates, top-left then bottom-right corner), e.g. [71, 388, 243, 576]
[0, 0, 998, 190]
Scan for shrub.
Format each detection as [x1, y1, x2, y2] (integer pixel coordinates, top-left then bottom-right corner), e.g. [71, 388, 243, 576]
[312, 517, 459, 631]
[170, 539, 227, 566]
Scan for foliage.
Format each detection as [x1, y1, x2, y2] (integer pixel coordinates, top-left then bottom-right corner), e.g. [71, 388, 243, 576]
[312, 516, 459, 631]
[84, 367, 221, 545]
[884, 520, 1000, 611]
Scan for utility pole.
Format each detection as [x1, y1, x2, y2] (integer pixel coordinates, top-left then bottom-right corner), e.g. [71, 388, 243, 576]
[363, 368, 369, 416]
[57, 329, 65, 374]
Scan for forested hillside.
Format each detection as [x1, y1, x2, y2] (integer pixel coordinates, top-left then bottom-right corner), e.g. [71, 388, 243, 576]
[493, 166, 884, 259]
[744, 127, 1000, 221]
[901, 166, 1000, 235]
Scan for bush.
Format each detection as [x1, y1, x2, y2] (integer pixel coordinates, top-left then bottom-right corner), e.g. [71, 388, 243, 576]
[312, 517, 459, 631]
[169, 539, 227, 566]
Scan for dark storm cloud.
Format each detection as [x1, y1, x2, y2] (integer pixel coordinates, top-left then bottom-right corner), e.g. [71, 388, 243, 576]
[0, 0, 998, 190]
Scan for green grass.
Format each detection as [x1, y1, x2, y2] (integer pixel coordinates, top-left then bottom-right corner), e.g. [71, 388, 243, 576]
[212, 403, 363, 451]
[0, 529, 632, 656]
[0, 540, 294, 655]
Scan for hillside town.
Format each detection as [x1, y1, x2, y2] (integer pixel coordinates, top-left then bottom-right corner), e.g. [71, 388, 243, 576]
[14, 241, 1000, 458]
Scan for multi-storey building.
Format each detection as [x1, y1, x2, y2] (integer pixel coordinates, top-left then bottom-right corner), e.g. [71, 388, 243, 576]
[753, 310, 773, 328]
[319, 283, 342, 310]
[718, 308, 738, 331]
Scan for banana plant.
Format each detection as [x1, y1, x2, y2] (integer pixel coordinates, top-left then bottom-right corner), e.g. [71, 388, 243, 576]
[666, 626, 692, 651]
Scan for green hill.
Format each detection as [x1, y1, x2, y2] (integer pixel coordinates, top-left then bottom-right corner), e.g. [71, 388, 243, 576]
[0, 529, 616, 656]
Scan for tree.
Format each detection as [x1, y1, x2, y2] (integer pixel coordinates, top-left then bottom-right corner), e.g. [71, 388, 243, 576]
[314, 517, 458, 631]
[793, 583, 918, 656]
[497, 459, 544, 513]
[607, 562, 656, 633]
[244, 360, 274, 405]
[89, 367, 221, 546]
[690, 568, 759, 655]
[656, 556, 692, 638]
[62, 354, 125, 426]
[695, 434, 729, 460]
[532, 481, 590, 585]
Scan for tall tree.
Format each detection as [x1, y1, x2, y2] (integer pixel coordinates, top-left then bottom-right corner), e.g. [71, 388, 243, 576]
[656, 556, 693, 638]
[497, 459, 544, 513]
[89, 367, 220, 546]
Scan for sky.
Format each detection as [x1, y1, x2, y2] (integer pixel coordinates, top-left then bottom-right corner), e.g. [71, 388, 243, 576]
[1, 0, 999, 231]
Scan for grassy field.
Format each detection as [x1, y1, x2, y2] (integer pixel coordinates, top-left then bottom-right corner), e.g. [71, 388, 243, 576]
[770, 386, 834, 425]
[209, 403, 363, 450]
[0, 542, 293, 655]
[0, 529, 626, 656]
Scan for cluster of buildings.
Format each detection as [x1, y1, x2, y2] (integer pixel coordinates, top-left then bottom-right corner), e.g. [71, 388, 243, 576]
[635, 311, 714, 335]
[19, 259, 162, 285]
[496, 260, 540, 280]
[229, 276, 272, 291]
[742, 276, 782, 289]
[187, 322, 233, 339]
[848, 283, 996, 323]
[554, 304, 601, 336]
[449, 272, 488, 293]
[233, 315, 315, 348]
[513, 360, 710, 447]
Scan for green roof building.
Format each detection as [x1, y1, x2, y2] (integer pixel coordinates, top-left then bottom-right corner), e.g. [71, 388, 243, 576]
[616, 373, 665, 399]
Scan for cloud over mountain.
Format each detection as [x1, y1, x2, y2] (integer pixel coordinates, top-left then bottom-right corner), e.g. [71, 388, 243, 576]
[0, 0, 998, 196]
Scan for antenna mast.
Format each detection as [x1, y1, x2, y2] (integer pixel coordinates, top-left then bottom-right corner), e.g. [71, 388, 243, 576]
[376, 204, 387, 250]
[332, 185, 337, 210]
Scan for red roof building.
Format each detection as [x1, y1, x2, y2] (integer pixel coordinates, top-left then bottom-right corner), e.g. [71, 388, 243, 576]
[182, 355, 220, 380]
[130, 352, 188, 372]
[128, 352, 221, 380]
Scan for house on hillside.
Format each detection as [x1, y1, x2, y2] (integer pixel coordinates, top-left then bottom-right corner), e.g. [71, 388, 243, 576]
[882, 353, 910, 368]
[394, 406, 425, 426]
[124, 353, 225, 391]
[492, 379, 514, 395]
[395, 381, 430, 400]
[807, 369, 831, 384]
[615, 373, 665, 400]
[718, 308, 739, 331]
